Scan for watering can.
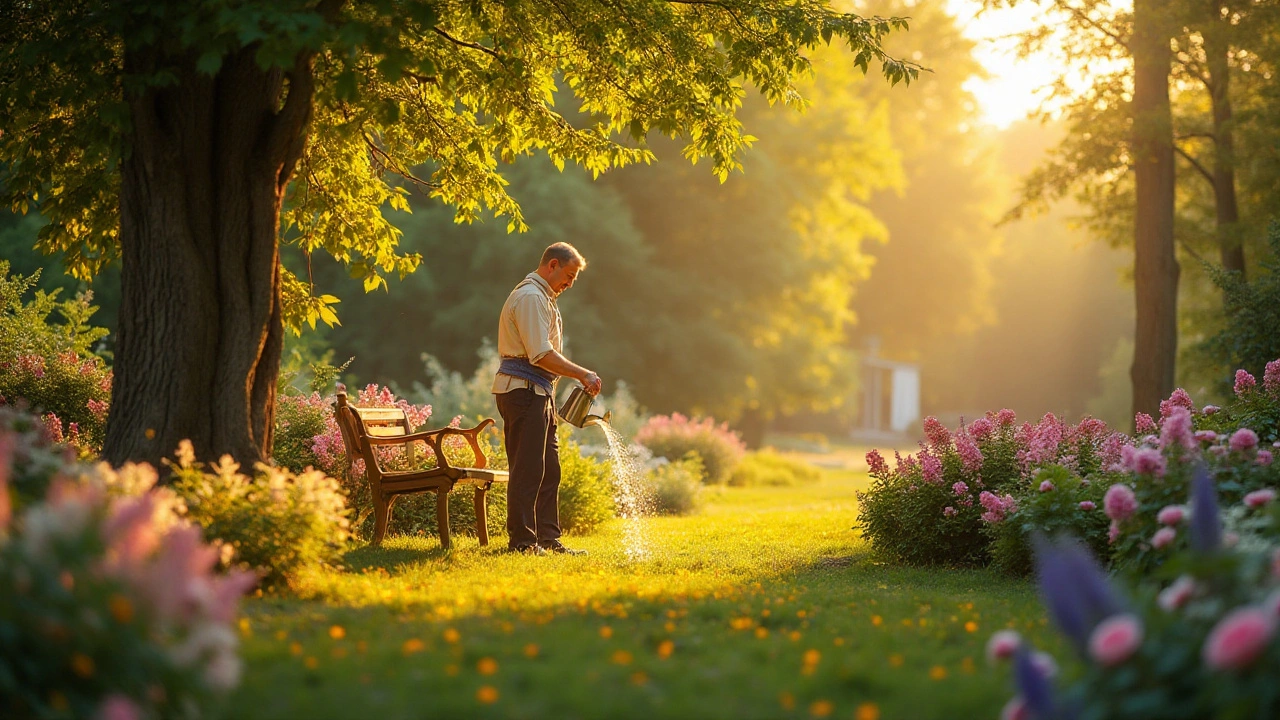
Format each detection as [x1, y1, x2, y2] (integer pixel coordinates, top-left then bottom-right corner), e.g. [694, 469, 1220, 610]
[558, 384, 612, 428]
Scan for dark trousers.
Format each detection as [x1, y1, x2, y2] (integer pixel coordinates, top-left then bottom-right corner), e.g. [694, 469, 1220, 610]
[495, 388, 561, 549]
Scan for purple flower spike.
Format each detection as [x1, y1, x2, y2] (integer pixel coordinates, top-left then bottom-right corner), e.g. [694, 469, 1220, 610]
[1033, 535, 1126, 654]
[1013, 646, 1056, 719]
[1188, 463, 1221, 553]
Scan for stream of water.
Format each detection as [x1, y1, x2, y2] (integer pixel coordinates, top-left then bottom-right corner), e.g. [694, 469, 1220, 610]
[596, 422, 652, 561]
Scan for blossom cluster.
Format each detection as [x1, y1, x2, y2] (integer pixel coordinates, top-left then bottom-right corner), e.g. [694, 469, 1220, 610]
[636, 412, 746, 484]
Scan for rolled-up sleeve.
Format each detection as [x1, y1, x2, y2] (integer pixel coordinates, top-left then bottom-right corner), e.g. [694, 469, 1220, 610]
[512, 293, 555, 363]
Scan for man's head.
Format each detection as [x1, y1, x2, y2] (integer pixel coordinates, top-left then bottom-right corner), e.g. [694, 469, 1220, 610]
[537, 242, 587, 295]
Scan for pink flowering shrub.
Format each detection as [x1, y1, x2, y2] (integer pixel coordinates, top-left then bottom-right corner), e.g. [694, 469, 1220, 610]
[0, 419, 255, 718]
[636, 413, 746, 484]
[858, 410, 1122, 569]
[988, 470, 1280, 720]
[0, 263, 112, 457]
[1198, 357, 1280, 444]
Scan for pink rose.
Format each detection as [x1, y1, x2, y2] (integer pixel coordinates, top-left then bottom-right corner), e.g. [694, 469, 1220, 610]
[1079, 501, 1096, 511]
[1089, 614, 1143, 666]
[986, 629, 1021, 663]
[1151, 526, 1177, 550]
[1104, 484, 1138, 522]
[1245, 489, 1277, 509]
[1158, 576, 1197, 612]
[1157, 505, 1185, 526]
[1203, 607, 1276, 670]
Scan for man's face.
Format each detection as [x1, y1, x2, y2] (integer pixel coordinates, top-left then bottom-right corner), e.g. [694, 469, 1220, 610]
[547, 258, 582, 295]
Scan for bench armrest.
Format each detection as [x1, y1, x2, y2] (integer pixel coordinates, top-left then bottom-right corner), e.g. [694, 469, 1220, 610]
[364, 418, 497, 470]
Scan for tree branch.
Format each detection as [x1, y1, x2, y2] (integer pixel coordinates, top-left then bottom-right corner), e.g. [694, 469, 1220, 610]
[269, 51, 316, 187]
[1060, 2, 1129, 51]
[1174, 142, 1215, 187]
[432, 26, 501, 59]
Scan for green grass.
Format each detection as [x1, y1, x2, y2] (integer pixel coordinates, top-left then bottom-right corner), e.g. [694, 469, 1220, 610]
[229, 462, 1060, 719]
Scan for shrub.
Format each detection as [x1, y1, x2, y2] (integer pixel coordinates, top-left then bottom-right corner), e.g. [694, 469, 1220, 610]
[168, 441, 350, 588]
[0, 262, 112, 457]
[557, 432, 616, 534]
[856, 411, 1126, 567]
[272, 391, 331, 474]
[728, 449, 815, 486]
[644, 456, 703, 515]
[989, 472, 1280, 720]
[636, 413, 745, 484]
[1197, 358, 1280, 444]
[1198, 221, 1280, 398]
[0, 422, 255, 719]
[986, 464, 1112, 576]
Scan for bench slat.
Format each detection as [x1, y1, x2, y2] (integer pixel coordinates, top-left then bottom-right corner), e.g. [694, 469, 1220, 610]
[354, 408, 407, 422]
[366, 426, 409, 438]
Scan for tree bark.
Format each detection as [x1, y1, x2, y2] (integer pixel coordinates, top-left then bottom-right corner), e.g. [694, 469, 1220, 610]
[1205, 0, 1246, 280]
[104, 46, 314, 469]
[737, 406, 768, 451]
[1129, 0, 1179, 424]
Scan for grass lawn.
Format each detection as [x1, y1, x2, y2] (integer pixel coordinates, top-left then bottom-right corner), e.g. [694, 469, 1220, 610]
[230, 460, 1061, 719]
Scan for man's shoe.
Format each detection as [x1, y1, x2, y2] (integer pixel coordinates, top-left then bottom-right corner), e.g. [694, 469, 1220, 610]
[543, 541, 587, 556]
[509, 544, 546, 556]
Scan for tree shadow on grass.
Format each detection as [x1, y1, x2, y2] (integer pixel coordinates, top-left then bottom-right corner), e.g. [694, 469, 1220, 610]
[339, 534, 504, 573]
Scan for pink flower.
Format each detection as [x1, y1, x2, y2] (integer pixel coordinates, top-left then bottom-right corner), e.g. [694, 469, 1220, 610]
[1125, 447, 1167, 477]
[955, 432, 984, 473]
[1194, 430, 1218, 444]
[866, 450, 889, 477]
[994, 409, 1017, 427]
[1158, 576, 1197, 612]
[1039, 480, 1054, 493]
[1245, 489, 1277, 509]
[1079, 501, 1096, 511]
[1159, 388, 1195, 419]
[1000, 697, 1031, 720]
[1151, 526, 1177, 550]
[1235, 369, 1257, 396]
[968, 417, 995, 441]
[1157, 505, 1185, 526]
[943, 506, 957, 518]
[1203, 606, 1276, 670]
[95, 694, 141, 720]
[1257, 450, 1273, 466]
[1089, 614, 1143, 666]
[923, 416, 951, 449]
[1099, 432, 1130, 470]
[1031, 651, 1058, 678]
[1135, 412, 1157, 434]
[920, 451, 943, 485]
[986, 629, 1021, 663]
[952, 481, 969, 496]
[1230, 428, 1259, 452]
[1109, 521, 1120, 544]
[1265, 359, 1280, 394]
[1159, 407, 1196, 452]
[1104, 484, 1138, 522]
[1203, 405, 1220, 416]
[979, 491, 1018, 524]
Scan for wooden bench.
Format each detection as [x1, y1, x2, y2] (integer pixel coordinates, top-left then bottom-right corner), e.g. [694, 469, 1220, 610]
[332, 387, 508, 548]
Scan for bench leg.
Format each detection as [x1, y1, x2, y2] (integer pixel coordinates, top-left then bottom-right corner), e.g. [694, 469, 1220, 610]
[372, 492, 391, 547]
[436, 488, 452, 550]
[474, 486, 489, 547]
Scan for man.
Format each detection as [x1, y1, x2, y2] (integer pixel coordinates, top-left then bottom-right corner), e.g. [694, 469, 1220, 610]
[493, 242, 602, 555]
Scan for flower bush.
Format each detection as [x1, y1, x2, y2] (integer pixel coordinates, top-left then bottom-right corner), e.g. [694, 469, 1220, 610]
[990, 466, 1280, 720]
[0, 417, 255, 719]
[0, 262, 112, 457]
[727, 449, 815, 487]
[1197, 359, 1280, 444]
[643, 456, 704, 515]
[857, 412, 1124, 567]
[167, 441, 350, 588]
[986, 464, 1112, 577]
[636, 413, 746, 484]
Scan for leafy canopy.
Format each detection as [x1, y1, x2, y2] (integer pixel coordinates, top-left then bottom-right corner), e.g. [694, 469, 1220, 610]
[1, 0, 919, 333]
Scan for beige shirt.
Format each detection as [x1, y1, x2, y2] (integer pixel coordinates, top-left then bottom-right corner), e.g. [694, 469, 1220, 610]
[492, 272, 563, 396]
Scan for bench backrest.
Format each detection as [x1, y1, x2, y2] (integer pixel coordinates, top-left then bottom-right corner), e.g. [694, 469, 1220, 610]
[332, 388, 417, 479]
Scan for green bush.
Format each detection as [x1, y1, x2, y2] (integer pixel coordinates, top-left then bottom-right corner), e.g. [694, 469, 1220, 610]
[556, 432, 616, 534]
[728, 449, 815, 486]
[167, 441, 350, 588]
[1197, 221, 1280, 398]
[986, 465, 1112, 576]
[0, 262, 111, 456]
[272, 391, 330, 474]
[645, 456, 703, 515]
[636, 413, 746, 484]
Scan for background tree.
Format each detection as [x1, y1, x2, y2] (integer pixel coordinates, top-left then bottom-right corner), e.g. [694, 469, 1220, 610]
[1, 0, 917, 467]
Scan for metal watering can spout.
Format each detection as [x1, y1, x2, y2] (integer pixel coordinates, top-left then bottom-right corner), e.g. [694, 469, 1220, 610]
[557, 384, 610, 429]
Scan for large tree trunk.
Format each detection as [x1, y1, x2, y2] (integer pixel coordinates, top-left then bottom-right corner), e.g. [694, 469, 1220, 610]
[1205, 0, 1245, 280]
[1129, 0, 1179, 423]
[104, 46, 314, 469]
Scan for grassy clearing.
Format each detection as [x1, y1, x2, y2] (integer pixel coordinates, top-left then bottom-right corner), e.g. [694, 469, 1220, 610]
[230, 459, 1059, 719]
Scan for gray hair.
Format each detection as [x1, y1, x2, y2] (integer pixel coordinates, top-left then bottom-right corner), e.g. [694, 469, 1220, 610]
[539, 242, 587, 269]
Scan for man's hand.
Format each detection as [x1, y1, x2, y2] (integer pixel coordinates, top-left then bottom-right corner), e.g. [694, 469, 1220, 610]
[582, 371, 603, 396]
